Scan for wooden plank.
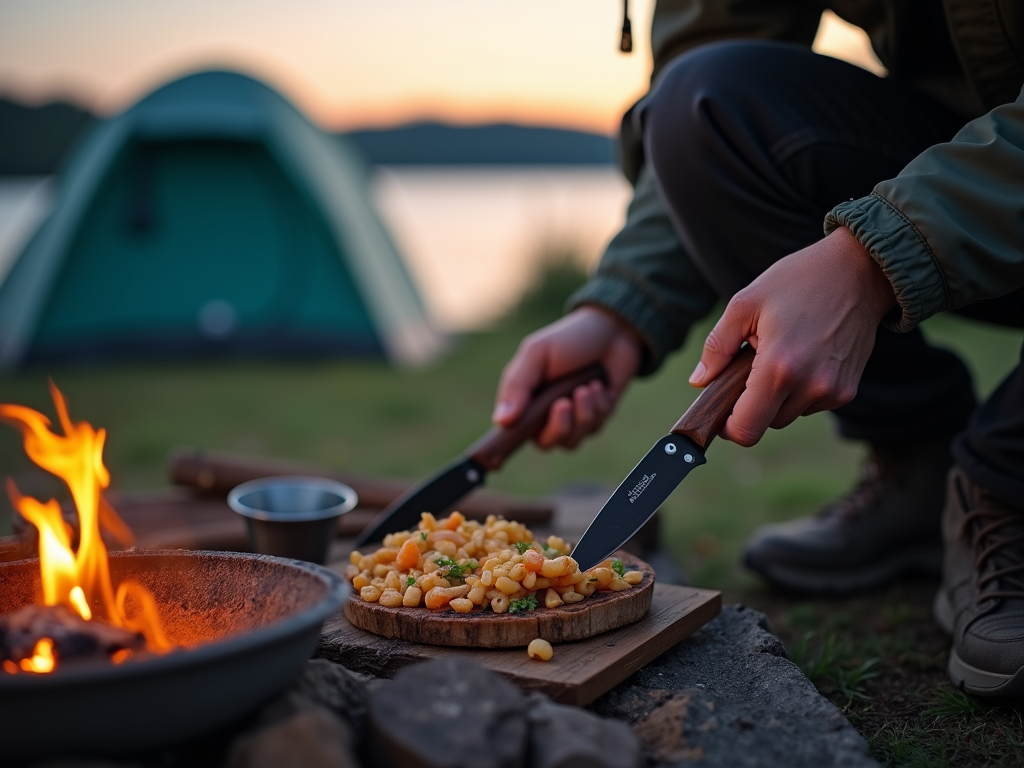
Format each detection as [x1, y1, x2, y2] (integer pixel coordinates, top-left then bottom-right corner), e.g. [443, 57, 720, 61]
[317, 583, 721, 706]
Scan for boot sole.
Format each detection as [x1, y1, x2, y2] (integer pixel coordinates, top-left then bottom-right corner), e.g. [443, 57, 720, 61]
[933, 589, 1024, 697]
[744, 544, 942, 595]
[948, 649, 1024, 698]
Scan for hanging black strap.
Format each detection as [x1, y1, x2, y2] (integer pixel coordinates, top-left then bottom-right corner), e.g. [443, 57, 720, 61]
[620, 0, 633, 53]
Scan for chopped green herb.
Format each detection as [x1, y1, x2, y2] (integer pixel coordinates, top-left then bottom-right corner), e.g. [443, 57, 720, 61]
[508, 593, 538, 613]
[542, 544, 560, 558]
[611, 558, 625, 576]
[514, 541, 531, 555]
[420, 531, 428, 541]
[406, 576, 416, 587]
[434, 556, 468, 580]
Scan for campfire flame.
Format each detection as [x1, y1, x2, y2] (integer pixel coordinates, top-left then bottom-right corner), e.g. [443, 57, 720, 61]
[2, 383, 174, 673]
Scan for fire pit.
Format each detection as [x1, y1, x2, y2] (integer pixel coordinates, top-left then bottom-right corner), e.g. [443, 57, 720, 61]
[0, 549, 347, 761]
[0, 381, 348, 762]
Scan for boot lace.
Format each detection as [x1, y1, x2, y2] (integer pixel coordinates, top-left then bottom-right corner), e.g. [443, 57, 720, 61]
[956, 479, 1024, 603]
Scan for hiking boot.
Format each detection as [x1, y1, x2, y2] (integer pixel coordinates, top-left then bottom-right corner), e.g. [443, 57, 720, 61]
[933, 466, 1024, 697]
[742, 441, 950, 594]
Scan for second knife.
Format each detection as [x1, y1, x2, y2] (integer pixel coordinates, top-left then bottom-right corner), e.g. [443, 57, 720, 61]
[354, 363, 607, 546]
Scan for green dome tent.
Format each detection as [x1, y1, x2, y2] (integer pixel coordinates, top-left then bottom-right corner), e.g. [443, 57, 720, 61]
[0, 70, 444, 368]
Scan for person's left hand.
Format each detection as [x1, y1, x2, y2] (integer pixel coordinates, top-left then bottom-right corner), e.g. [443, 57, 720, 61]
[688, 226, 898, 446]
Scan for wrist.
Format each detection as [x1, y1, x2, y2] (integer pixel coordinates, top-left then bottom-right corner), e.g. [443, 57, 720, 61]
[828, 226, 897, 322]
[574, 304, 644, 353]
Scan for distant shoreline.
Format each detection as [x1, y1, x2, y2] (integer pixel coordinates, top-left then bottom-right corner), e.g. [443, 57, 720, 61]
[0, 97, 615, 176]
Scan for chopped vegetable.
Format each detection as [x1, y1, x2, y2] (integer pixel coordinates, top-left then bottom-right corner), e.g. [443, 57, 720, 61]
[528, 638, 553, 661]
[346, 512, 641, 613]
[434, 556, 470, 580]
[508, 593, 538, 613]
[611, 558, 626, 576]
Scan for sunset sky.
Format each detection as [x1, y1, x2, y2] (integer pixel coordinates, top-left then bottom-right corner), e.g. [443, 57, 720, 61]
[0, 1, 881, 134]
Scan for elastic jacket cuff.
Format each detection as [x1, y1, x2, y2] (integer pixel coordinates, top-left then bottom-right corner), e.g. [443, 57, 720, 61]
[825, 193, 950, 332]
[566, 272, 675, 376]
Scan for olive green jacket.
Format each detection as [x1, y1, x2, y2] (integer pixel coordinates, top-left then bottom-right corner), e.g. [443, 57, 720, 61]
[568, 1, 1024, 374]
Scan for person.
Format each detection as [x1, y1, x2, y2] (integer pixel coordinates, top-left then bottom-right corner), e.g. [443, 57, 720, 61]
[492, 2, 1024, 696]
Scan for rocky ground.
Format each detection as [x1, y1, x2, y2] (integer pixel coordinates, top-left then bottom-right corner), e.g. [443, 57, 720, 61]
[742, 577, 1024, 767]
[29, 605, 879, 768]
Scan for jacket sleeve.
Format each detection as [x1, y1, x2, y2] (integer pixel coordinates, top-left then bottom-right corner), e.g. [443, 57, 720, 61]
[567, 167, 717, 376]
[572, 0, 821, 376]
[825, 86, 1024, 332]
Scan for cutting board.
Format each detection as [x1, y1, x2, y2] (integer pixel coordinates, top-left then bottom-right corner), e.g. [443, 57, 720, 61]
[317, 583, 720, 706]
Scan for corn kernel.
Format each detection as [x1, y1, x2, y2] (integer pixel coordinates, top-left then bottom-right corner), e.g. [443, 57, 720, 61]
[544, 588, 563, 609]
[360, 585, 382, 602]
[450, 597, 474, 614]
[527, 638, 553, 661]
[496, 576, 520, 595]
[491, 593, 510, 613]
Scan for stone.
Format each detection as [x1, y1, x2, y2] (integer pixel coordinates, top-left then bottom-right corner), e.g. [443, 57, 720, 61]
[226, 708, 358, 768]
[525, 692, 641, 768]
[590, 605, 878, 768]
[363, 658, 527, 768]
[259, 658, 373, 729]
[224, 659, 367, 768]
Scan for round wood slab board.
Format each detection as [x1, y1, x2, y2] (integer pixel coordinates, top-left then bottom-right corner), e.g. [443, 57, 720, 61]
[343, 554, 654, 648]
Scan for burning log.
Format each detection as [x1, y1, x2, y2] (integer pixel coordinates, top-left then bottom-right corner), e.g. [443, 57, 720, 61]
[0, 603, 147, 672]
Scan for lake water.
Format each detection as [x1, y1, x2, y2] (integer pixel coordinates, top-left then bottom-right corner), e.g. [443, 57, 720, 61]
[372, 167, 631, 331]
[0, 168, 631, 333]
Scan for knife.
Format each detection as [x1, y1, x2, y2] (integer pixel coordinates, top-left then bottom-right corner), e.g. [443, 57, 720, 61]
[355, 363, 608, 546]
[571, 345, 755, 571]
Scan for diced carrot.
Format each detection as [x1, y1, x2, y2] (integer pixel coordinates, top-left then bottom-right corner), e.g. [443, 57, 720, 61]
[424, 587, 452, 610]
[444, 511, 466, 530]
[523, 549, 544, 572]
[397, 538, 420, 571]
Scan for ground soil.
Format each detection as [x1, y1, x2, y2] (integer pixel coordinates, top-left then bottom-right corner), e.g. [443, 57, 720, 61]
[733, 577, 1024, 767]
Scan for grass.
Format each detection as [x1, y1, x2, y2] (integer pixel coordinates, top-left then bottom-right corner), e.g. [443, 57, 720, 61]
[1, 258, 1023, 764]
[756, 580, 1024, 767]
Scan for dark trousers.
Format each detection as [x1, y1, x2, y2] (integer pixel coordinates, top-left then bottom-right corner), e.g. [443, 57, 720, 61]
[641, 41, 1024, 507]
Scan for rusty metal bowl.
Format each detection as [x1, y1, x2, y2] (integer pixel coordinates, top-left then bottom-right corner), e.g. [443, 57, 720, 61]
[0, 549, 347, 762]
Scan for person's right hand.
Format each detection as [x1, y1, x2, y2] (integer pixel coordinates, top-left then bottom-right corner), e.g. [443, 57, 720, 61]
[492, 306, 642, 449]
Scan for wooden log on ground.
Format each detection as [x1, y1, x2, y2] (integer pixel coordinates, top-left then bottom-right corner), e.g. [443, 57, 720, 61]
[169, 448, 554, 525]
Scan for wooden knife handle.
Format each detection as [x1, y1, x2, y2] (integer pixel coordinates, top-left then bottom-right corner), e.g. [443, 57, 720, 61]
[670, 345, 755, 450]
[469, 363, 608, 471]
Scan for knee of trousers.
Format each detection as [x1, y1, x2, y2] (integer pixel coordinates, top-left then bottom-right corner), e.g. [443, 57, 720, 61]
[642, 40, 794, 186]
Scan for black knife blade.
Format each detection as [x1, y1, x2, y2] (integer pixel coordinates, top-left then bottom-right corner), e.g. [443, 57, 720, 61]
[354, 363, 608, 546]
[355, 457, 486, 546]
[571, 346, 756, 571]
[570, 435, 706, 570]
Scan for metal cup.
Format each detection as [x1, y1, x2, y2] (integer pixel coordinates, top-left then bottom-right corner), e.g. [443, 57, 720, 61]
[227, 476, 358, 565]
